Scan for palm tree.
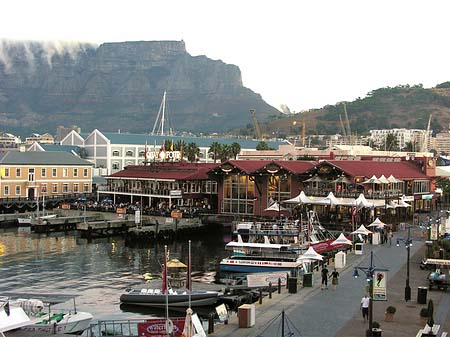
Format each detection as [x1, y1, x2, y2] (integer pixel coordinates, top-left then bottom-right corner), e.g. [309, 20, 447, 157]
[184, 142, 200, 162]
[208, 142, 222, 163]
[230, 142, 241, 159]
[219, 144, 232, 162]
[256, 141, 270, 150]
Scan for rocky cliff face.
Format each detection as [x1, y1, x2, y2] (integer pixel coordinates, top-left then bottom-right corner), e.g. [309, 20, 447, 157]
[0, 40, 278, 135]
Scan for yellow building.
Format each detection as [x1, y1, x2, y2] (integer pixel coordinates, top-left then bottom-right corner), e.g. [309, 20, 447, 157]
[0, 151, 93, 199]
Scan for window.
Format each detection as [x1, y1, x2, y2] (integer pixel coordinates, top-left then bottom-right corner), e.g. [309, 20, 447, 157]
[52, 184, 58, 193]
[41, 168, 46, 177]
[28, 168, 35, 182]
[52, 168, 57, 177]
[63, 183, 69, 193]
[83, 168, 89, 177]
[126, 150, 134, 157]
[16, 168, 21, 177]
[83, 183, 90, 192]
[112, 150, 120, 157]
[73, 168, 78, 177]
[63, 168, 68, 177]
[4, 168, 9, 177]
[15, 185, 20, 196]
[41, 184, 47, 193]
[222, 175, 255, 215]
[139, 150, 146, 157]
[4, 186, 9, 195]
[112, 162, 120, 170]
[73, 183, 79, 193]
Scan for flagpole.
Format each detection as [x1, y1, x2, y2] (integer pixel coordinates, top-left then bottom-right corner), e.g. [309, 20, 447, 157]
[164, 245, 168, 320]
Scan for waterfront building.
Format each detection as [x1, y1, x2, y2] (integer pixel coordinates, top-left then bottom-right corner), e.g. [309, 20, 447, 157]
[0, 151, 93, 199]
[100, 157, 437, 219]
[25, 133, 55, 145]
[99, 161, 218, 209]
[0, 132, 21, 148]
[60, 129, 287, 175]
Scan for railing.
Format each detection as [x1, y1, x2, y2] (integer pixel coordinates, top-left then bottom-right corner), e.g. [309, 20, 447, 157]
[0, 193, 96, 205]
[84, 319, 144, 337]
[303, 189, 405, 199]
[103, 187, 217, 196]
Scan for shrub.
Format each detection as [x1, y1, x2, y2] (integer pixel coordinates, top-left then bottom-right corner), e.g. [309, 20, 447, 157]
[372, 321, 381, 329]
[386, 306, 396, 314]
[420, 308, 429, 317]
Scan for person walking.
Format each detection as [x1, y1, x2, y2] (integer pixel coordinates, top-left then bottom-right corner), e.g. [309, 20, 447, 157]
[388, 229, 393, 247]
[330, 268, 339, 290]
[321, 265, 329, 290]
[361, 294, 370, 322]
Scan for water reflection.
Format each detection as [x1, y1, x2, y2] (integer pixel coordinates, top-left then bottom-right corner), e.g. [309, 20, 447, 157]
[0, 228, 228, 321]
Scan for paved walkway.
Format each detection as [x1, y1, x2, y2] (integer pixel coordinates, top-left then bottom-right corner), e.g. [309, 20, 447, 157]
[211, 227, 450, 337]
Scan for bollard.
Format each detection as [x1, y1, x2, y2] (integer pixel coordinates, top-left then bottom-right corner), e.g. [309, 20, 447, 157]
[259, 289, 263, 304]
[269, 282, 272, 299]
[208, 313, 214, 333]
[278, 278, 281, 294]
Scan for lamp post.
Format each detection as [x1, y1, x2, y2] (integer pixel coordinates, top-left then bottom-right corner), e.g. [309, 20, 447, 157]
[353, 251, 388, 337]
[396, 226, 412, 301]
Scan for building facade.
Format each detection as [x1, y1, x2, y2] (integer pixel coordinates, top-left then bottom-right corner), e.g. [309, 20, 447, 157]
[0, 151, 93, 199]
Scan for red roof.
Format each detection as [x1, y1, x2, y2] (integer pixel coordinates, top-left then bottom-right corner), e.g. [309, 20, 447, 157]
[327, 160, 429, 179]
[109, 162, 218, 180]
[216, 160, 315, 175]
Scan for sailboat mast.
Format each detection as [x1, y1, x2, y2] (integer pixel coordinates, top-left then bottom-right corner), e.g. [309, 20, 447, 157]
[161, 91, 166, 136]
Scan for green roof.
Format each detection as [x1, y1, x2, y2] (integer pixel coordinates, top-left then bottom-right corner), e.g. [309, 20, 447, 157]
[0, 151, 93, 166]
[40, 144, 81, 153]
[82, 131, 287, 149]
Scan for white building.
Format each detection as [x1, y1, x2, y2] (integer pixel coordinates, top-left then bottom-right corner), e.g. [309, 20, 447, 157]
[369, 128, 428, 150]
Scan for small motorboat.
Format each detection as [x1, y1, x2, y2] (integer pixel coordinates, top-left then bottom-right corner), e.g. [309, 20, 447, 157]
[1, 293, 93, 335]
[119, 288, 221, 308]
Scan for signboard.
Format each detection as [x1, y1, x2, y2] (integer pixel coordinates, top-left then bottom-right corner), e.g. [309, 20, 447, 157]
[146, 150, 181, 161]
[247, 272, 288, 288]
[373, 271, 387, 301]
[170, 190, 183, 198]
[422, 194, 433, 200]
[191, 314, 206, 337]
[116, 207, 127, 214]
[138, 318, 185, 337]
[215, 304, 228, 322]
[171, 211, 183, 219]
[430, 223, 438, 240]
[135, 210, 141, 224]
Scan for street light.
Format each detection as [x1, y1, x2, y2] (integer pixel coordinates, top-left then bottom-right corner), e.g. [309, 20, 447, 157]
[396, 226, 413, 301]
[353, 251, 388, 337]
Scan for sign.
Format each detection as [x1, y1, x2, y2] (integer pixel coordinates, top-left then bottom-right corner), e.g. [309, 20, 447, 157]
[170, 190, 183, 198]
[430, 223, 438, 240]
[422, 194, 433, 200]
[246, 272, 288, 288]
[215, 304, 228, 322]
[135, 210, 141, 224]
[373, 271, 387, 301]
[138, 318, 185, 337]
[116, 207, 127, 214]
[171, 210, 183, 219]
[191, 314, 206, 337]
[146, 150, 181, 161]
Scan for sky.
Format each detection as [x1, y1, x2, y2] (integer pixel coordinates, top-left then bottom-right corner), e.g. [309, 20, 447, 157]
[1, 0, 450, 113]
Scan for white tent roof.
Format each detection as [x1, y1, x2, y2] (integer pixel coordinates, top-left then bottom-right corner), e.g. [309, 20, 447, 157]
[378, 175, 390, 184]
[351, 224, 372, 235]
[331, 233, 352, 246]
[355, 194, 375, 208]
[387, 175, 403, 183]
[264, 202, 287, 212]
[283, 191, 314, 204]
[297, 246, 323, 261]
[362, 175, 381, 184]
[368, 217, 387, 228]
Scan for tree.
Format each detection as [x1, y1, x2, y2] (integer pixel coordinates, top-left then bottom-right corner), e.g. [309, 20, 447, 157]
[219, 144, 232, 162]
[184, 142, 200, 162]
[256, 141, 270, 151]
[208, 142, 222, 163]
[230, 142, 241, 159]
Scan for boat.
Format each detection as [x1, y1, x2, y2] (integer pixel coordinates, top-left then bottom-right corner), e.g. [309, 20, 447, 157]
[0, 297, 31, 334]
[120, 245, 221, 308]
[119, 288, 221, 308]
[17, 194, 56, 226]
[1, 293, 93, 334]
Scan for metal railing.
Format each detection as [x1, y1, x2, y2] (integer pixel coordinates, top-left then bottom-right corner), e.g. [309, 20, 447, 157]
[84, 319, 145, 337]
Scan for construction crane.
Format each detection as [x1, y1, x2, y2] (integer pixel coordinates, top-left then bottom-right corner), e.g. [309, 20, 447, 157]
[421, 114, 432, 152]
[249, 109, 263, 140]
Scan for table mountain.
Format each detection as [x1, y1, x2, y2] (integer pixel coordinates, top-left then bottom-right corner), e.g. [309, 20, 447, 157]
[0, 40, 278, 135]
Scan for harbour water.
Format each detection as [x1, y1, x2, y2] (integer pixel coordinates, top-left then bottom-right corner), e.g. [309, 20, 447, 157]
[0, 227, 229, 321]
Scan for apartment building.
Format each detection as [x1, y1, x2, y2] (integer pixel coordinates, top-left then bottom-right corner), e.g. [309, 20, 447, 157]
[0, 151, 93, 199]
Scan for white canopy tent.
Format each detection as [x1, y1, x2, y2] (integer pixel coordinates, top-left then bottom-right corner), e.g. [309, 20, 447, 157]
[368, 217, 387, 229]
[331, 233, 353, 246]
[264, 202, 288, 212]
[283, 191, 314, 204]
[297, 246, 324, 261]
[351, 224, 373, 235]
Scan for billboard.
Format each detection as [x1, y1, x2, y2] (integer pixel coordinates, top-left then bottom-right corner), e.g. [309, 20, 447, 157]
[138, 318, 185, 337]
[373, 271, 387, 301]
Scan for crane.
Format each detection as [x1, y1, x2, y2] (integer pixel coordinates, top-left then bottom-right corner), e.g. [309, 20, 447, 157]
[421, 114, 432, 152]
[249, 109, 263, 140]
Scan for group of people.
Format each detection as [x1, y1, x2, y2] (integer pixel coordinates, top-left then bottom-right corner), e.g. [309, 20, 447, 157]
[321, 265, 340, 290]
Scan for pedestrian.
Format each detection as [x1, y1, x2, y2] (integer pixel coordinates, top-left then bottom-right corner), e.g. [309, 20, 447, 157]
[388, 229, 393, 247]
[361, 294, 370, 322]
[321, 265, 329, 290]
[330, 268, 339, 290]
